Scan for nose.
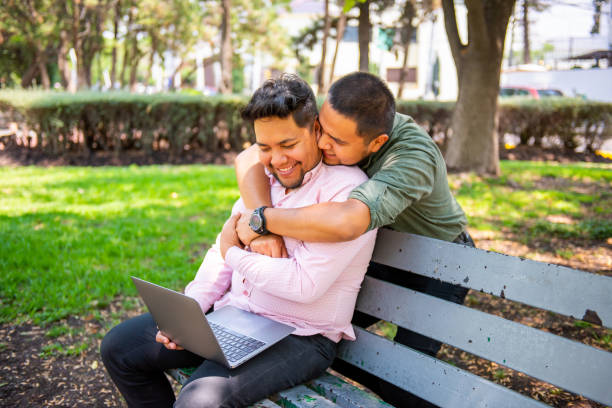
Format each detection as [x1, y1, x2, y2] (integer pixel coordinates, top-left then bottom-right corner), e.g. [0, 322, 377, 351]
[318, 133, 331, 150]
[270, 150, 288, 168]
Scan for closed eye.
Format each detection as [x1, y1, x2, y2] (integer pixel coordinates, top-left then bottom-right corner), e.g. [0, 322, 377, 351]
[329, 135, 348, 146]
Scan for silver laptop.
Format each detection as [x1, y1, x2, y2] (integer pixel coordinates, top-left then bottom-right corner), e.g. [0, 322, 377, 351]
[131, 276, 295, 369]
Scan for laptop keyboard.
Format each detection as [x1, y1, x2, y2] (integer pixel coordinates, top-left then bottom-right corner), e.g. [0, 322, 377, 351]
[209, 322, 266, 363]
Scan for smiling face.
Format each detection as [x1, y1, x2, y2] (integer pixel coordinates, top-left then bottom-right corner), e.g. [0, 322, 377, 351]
[254, 115, 321, 190]
[317, 101, 388, 166]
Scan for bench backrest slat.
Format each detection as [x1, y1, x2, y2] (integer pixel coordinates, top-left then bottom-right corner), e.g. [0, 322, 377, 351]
[338, 328, 550, 408]
[356, 276, 612, 406]
[371, 230, 612, 328]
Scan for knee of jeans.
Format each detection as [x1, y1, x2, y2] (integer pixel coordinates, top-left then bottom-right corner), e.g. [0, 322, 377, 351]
[100, 325, 121, 365]
[175, 377, 234, 408]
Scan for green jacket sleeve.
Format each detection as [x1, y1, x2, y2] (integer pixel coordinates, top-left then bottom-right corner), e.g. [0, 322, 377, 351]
[348, 147, 436, 231]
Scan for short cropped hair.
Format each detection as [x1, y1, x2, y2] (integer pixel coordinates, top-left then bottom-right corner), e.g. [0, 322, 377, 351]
[241, 73, 317, 129]
[328, 72, 395, 140]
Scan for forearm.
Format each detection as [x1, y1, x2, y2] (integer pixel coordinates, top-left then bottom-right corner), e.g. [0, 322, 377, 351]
[265, 199, 370, 243]
[235, 144, 272, 209]
[184, 242, 232, 312]
[226, 247, 321, 303]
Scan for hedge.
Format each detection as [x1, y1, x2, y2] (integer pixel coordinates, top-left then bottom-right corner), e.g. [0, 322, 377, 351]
[0, 91, 253, 157]
[496, 98, 612, 152]
[0, 91, 610, 156]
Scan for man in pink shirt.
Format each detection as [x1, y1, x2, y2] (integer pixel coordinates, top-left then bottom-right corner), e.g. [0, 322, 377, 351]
[100, 74, 377, 407]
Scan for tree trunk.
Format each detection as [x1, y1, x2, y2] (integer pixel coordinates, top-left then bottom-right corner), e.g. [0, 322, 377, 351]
[219, 0, 232, 94]
[329, 10, 347, 87]
[110, 0, 121, 87]
[358, 0, 370, 72]
[120, 5, 134, 89]
[129, 36, 140, 92]
[318, 0, 331, 95]
[522, 0, 530, 64]
[397, 26, 414, 100]
[145, 35, 157, 88]
[32, 45, 50, 89]
[72, 0, 84, 89]
[20, 62, 40, 88]
[445, 57, 500, 175]
[441, 0, 515, 176]
[58, 30, 70, 88]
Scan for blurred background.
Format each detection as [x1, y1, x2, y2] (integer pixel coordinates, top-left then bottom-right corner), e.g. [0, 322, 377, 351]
[1, 0, 610, 101]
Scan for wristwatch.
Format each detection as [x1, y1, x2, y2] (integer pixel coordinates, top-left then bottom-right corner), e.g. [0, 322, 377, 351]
[249, 206, 269, 235]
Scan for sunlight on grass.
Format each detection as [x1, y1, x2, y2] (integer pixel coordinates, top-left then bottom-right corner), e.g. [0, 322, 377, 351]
[1, 160, 610, 325]
[450, 161, 611, 242]
[0, 165, 239, 324]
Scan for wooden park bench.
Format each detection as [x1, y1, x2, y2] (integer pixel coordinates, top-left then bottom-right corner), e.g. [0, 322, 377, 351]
[168, 229, 612, 407]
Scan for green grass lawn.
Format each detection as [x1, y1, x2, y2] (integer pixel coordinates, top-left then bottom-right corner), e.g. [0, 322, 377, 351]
[1, 161, 610, 325]
[1, 165, 239, 324]
[451, 161, 611, 242]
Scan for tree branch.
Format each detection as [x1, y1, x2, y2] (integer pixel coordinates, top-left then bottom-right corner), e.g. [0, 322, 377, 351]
[441, 0, 464, 65]
[465, 0, 488, 52]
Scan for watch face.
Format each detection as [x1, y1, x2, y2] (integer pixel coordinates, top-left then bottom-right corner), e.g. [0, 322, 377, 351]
[249, 214, 263, 231]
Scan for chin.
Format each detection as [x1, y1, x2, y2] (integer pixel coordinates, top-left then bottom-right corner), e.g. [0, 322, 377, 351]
[323, 156, 341, 166]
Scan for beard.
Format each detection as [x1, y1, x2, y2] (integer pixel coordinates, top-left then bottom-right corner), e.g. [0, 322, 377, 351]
[271, 167, 305, 190]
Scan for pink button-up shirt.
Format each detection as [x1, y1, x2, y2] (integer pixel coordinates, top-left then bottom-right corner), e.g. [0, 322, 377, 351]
[185, 160, 377, 342]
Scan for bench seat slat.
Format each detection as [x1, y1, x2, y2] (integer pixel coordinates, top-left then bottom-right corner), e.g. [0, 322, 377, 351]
[356, 276, 612, 406]
[311, 373, 393, 408]
[338, 328, 549, 408]
[165, 368, 281, 407]
[278, 384, 341, 407]
[251, 400, 282, 408]
[371, 230, 612, 328]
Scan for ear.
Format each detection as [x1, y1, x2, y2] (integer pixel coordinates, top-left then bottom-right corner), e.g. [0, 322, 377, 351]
[367, 134, 389, 154]
[313, 119, 321, 141]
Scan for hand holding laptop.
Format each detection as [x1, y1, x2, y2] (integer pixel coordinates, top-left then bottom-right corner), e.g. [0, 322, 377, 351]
[155, 331, 183, 350]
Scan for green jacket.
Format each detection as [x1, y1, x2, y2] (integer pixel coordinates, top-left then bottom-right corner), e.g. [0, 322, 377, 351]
[349, 113, 467, 242]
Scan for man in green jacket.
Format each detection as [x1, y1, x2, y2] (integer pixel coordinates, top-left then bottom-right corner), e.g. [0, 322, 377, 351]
[234, 72, 474, 406]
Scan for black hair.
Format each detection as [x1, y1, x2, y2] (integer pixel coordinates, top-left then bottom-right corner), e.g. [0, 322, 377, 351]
[328, 72, 395, 140]
[241, 73, 317, 129]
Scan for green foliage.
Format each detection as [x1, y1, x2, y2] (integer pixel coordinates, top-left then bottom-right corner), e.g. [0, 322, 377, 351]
[0, 90, 252, 155]
[2, 92, 610, 159]
[498, 98, 612, 152]
[397, 98, 612, 154]
[493, 369, 507, 380]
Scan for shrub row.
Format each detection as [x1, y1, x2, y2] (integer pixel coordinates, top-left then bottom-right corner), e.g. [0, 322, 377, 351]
[0, 91, 253, 157]
[497, 98, 612, 152]
[1, 91, 610, 156]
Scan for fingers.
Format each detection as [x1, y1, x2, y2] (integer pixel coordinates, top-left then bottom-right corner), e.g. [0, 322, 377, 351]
[281, 243, 288, 258]
[249, 235, 288, 258]
[271, 243, 281, 258]
[225, 213, 240, 229]
[155, 331, 183, 350]
[250, 238, 272, 257]
[236, 211, 259, 246]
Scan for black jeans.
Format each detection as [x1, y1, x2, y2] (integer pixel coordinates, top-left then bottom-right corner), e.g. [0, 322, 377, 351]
[100, 313, 337, 408]
[332, 230, 475, 408]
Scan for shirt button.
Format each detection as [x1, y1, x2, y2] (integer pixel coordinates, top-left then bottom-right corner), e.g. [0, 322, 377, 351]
[243, 290, 248, 296]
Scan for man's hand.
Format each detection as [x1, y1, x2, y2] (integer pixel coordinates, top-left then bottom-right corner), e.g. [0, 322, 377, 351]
[220, 213, 243, 259]
[156, 331, 184, 350]
[250, 234, 288, 258]
[236, 210, 261, 246]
